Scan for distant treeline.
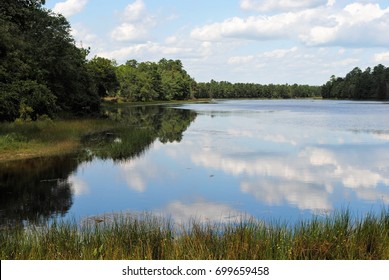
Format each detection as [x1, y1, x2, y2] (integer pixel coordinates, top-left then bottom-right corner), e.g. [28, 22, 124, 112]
[321, 65, 389, 100]
[112, 60, 321, 101]
[195, 81, 321, 99]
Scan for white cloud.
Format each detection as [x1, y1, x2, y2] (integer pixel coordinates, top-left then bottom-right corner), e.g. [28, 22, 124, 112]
[261, 47, 298, 59]
[98, 42, 193, 60]
[123, 0, 145, 22]
[355, 189, 389, 204]
[191, 14, 300, 42]
[111, 23, 148, 42]
[69, 24, 99, 50]
[241, 180, 332, 211]
[192, 2, 389, 48]
[53, 0, 88, 17]
[327, 0, 336, 7]
[68, 175, 89, 196]
[189, 137, 389, 209]
[325, 58, 359, 68]
[301, 3, 389, 47]
[338, 167, 382, 189]
[374, 51, 389, 63]
[240, 0, 327, 12]
[111, 0, 156, 42]
[228, 55, 255, 64]
[120, 157, 160, 192]
[159, 201, 247, 224]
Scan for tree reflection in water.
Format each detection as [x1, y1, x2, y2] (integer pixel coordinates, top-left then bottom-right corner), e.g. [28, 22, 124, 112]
[0, 105, 197, 227]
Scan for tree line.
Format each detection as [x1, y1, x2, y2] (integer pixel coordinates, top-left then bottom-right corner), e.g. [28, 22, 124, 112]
[195, 81, 321, 99]
[321, 64, 389, 100]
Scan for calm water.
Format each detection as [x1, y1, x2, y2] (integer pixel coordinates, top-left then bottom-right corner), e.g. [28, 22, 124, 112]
[1, 99, 389, 226]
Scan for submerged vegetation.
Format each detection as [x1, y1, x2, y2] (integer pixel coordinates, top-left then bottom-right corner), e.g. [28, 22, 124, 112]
[1, 209, 388, 260]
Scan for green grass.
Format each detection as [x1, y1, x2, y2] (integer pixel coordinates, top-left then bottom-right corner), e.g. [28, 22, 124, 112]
[0, 117, 122, 161]
[0, 100, 202, 162]
[1, 210, 388, 260]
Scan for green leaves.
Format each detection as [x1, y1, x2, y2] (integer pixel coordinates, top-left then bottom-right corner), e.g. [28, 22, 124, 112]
[0, 0, 101, 122]
[114, 58, 194, 102]
[321, 64, 389, 100]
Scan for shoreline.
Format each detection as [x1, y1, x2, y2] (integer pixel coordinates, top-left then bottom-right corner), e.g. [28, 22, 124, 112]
[1, 209, 388, 260]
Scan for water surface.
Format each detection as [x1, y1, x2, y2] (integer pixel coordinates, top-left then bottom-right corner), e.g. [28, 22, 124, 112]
[1, 100, 389, 226]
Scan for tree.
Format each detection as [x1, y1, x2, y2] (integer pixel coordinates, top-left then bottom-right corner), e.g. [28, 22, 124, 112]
[321, 64, 389, 100]
[114, 58, 195, 102]
[115, 62, 140, 101]
[87, 57, 119, 97]
[0, 0, 101, 121]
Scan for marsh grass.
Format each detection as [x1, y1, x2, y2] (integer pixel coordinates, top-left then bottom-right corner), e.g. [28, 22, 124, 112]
[1, 209, 388, 260]
[0, 118, 120, 161]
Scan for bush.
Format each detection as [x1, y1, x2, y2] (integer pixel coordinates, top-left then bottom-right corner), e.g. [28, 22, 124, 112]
[0, 81, 58, 122]
[0, 90, 19, 122]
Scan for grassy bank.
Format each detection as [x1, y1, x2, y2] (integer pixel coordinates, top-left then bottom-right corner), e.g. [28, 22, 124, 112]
[0, 99, 206, 162]
[1, 210, 388, 260]
[0, 118, 119, 162]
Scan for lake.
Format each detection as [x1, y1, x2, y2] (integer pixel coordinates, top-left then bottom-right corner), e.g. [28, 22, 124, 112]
[1, 99, 389, 226]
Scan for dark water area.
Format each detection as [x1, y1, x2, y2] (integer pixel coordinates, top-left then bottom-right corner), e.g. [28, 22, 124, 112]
[1, 100, 389, 227]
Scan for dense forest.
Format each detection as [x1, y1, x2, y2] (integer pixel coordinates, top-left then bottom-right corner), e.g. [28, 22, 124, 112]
[0, 0, 100, 121]
[195, 81, 321, 99]
[1, 1, 389, 123]
[321, 65, 389, 100]
[114, 58, 196, 102]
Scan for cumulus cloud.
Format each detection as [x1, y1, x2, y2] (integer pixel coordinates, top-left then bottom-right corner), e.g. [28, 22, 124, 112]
[98, 42, 193, 60]
[120, 157, 161, 193]
[374, 51, 389, 63]
[111, 23, 148, 42]
[189, 135, 389, 210]
[53, 0, 88, 17]
[301, 3, 389, 47]
[68, 175, 89, 196]
[240, 0, 327, 12]
[191, 13, 300, 41]
[228, 55, 255, 64]
[123, 0, 145, 22]
[191, 2, 389, 48]
[241, 180, 332, 211]
[159, 201, 247, 224]
[111, 0, 156, 42]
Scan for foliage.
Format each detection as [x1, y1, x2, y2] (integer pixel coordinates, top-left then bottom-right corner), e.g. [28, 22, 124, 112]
[0, 0, 100, 122]
[115, 59, 195, 102]
[83, 105, 197, 161]
[322, 64, 389, 99]
[194, 80, 321, 99]
[86, 56, 119, 98]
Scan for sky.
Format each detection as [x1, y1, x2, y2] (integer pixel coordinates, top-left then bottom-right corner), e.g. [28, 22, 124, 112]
[45, 0, 389, 85]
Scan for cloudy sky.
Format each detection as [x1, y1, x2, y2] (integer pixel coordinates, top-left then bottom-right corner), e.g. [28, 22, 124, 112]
[45, 0, 389, 85]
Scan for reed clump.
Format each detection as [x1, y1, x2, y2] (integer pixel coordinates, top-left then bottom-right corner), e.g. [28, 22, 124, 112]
[1, 210, 388, 260]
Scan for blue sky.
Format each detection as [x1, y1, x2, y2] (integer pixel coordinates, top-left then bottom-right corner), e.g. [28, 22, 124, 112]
[45, 0, 389, 85]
